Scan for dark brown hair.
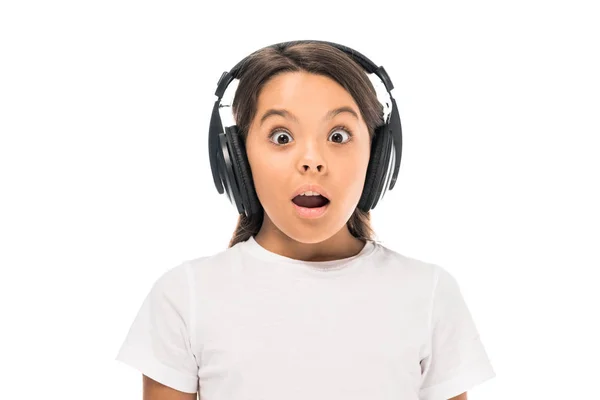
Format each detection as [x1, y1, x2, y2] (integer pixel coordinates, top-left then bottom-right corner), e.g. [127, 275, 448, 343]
[227, 42, 385, 248]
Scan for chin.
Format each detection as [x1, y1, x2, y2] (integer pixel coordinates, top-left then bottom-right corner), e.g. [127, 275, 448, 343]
[282, 216, 349, 245]
[287, 230, 334, 244]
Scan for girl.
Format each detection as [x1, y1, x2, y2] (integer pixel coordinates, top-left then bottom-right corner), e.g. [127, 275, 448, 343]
[115, 40, 496, 400]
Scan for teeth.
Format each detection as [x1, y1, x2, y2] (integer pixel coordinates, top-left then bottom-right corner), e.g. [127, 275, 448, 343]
[299, 191, 321, 196]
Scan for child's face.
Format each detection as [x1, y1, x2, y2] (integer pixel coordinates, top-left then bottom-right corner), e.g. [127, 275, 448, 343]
[245, 71, 371, 243]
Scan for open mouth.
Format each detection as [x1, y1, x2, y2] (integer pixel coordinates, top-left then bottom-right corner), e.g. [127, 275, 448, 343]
[291, 194, 330, 209]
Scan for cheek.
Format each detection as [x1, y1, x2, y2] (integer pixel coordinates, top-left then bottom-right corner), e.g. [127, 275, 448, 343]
[248, 153, 289, 203]
[336, 148, 370, 190]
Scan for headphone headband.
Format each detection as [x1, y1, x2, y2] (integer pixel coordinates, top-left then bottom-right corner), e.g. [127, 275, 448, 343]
[214, 40, 394, 100]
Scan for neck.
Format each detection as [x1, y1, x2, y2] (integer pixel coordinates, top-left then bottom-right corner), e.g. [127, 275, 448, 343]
[254, 217, 366, 262]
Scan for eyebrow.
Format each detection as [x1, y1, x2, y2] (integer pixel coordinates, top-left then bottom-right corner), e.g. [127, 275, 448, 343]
[259, 106, 359, 126]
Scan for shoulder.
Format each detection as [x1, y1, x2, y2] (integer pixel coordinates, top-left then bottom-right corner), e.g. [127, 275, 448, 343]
[146, 249, 234, 303]
[167, 240, 251, 296]
[184, 240, 246, 276]
[372, 241, 446, 290]
[371, 242, 468, 308]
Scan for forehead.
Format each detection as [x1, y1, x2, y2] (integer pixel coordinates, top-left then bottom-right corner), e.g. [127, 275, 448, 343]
[256, 71, 359, 113]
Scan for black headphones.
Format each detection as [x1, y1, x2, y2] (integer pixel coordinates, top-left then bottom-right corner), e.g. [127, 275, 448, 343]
[208, 40, 403, 217]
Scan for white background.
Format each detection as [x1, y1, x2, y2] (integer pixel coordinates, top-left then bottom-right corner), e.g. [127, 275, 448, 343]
[1, 0, 598, 399]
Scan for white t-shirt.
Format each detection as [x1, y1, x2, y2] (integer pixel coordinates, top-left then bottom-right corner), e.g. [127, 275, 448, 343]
[115, 236, 496, 400]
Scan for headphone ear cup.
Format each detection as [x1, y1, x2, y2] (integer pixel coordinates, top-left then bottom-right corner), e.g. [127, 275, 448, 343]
[358, 126, 386, 211]
[226, 127, 261, 217]
[217, 132, 242, 214]
[370, 124, 393, 209]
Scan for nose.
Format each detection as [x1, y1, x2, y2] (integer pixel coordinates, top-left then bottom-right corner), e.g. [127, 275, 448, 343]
[297, 142, 327, 174]
[301, 163, 324, 173]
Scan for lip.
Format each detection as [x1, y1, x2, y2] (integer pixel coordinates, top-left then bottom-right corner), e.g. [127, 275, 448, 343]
[290, 183, 331, 201]
[292, 201, 330, 219]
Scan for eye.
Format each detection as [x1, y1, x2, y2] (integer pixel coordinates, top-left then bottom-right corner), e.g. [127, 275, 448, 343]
[267, 125, 354, 146]
[268, 128, 294, 145]
[328, 126, 353, 144]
